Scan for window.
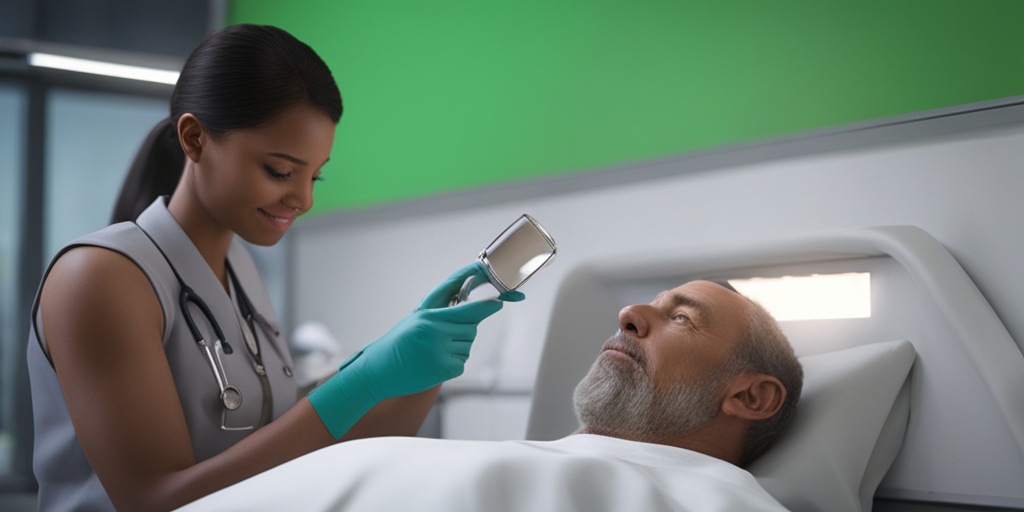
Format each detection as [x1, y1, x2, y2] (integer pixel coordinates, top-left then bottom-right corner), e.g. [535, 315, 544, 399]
[0, 76, 174, 493]
[44, 89, 166, 259]
[0, 83, 27, 481]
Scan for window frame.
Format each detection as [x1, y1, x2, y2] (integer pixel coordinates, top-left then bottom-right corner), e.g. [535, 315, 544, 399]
[0, 61, 174, 493]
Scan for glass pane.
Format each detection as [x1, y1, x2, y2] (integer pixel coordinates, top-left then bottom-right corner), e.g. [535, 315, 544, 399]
[0, 83, 27, 477]
[44, 89, 167, 260]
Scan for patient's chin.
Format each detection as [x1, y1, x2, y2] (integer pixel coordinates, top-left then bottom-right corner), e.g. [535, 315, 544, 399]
[573, 359, 652, 436]
[573, 358, 723, 441]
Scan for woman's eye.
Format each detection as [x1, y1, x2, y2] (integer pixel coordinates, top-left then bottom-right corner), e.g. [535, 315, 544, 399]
[263, 165, 291, 181]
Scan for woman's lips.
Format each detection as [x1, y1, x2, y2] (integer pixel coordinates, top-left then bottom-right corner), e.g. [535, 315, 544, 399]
[259, 208, 295, 229]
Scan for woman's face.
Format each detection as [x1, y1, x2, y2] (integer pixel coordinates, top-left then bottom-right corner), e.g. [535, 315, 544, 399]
[193, 104, 336, 246]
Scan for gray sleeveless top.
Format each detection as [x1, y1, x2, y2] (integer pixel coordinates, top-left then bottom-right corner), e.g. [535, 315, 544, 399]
[27, 197, 298, 512]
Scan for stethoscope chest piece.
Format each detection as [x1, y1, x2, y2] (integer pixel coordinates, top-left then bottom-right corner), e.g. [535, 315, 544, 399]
[221, 384, 242, 410]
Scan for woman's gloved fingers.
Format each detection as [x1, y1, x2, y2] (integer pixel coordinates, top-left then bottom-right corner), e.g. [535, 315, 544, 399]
[458, 269, 527, 302]
[428, 298, 504, 324]
[418, 262, 488, 309]
[448, 339, 473, 360]
[419, 262, 530, 310]
[498, 290, 526, 302]
[446, 325, 478, 346]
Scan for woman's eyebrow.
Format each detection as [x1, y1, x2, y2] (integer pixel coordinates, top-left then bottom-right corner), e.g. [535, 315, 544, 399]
[267, 152, 308, 166]
[267, 152, 331, 168]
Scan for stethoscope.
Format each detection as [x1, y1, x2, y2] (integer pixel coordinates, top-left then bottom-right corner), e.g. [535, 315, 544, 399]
[136, 223, 291, 431]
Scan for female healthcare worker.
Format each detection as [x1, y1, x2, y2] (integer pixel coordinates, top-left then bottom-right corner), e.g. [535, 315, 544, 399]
[26, 24, 521, 511]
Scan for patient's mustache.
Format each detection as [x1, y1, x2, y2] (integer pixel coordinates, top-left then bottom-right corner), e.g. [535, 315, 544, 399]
[600, 332, 646, 370]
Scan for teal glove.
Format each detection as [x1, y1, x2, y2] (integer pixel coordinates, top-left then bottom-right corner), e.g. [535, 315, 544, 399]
[309, 262, 525, 438]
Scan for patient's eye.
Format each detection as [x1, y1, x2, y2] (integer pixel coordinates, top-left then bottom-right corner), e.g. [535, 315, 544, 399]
[671, 313, 690, 324]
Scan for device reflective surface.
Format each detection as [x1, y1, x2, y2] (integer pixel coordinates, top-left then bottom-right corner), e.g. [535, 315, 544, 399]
[481, 214, 556, 292]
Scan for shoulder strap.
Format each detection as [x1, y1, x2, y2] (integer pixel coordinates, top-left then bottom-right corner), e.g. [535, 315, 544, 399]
[31, 223, 178, 366]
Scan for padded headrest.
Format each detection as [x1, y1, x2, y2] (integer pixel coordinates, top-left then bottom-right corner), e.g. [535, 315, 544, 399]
[748, 340, 916, 512]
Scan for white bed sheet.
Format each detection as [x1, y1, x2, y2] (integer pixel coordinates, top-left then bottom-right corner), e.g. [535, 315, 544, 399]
[176, 434, 787, 512]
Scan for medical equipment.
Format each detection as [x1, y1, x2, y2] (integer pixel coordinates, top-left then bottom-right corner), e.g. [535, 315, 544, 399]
[450, 214, 557, 306]
[136, 224, 282, 431]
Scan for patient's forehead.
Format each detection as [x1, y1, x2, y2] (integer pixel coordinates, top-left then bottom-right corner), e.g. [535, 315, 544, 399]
[652, 280, 748, 324]
[653, 280, 741, 303]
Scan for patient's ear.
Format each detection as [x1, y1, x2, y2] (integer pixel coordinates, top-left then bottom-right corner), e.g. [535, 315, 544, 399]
[721, 373, 786, 421]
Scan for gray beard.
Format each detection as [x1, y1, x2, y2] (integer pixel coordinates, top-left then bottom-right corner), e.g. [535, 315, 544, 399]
[572, 350, 726, 441]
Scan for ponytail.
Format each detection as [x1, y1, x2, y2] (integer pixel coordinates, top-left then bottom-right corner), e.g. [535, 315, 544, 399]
[110, 117, 184, 224]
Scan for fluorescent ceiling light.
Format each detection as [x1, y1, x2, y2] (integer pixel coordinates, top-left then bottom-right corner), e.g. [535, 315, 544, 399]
[728, 272, 871, 321]
[28, 52, 179, 85]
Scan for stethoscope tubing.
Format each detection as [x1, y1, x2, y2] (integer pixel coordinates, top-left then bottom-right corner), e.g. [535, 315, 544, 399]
[178, 279, 245, 412]
[136, 223, 273, 419]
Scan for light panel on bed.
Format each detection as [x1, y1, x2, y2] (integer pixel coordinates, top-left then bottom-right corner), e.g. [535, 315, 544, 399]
[728, 272, 871, 321]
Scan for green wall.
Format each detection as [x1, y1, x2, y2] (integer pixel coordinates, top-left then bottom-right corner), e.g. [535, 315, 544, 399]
[228, 1, 1024, 215]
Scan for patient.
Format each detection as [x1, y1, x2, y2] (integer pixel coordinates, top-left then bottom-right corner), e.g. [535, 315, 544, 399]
[574, 279, 803, 468]
[178, 281, 803, 512]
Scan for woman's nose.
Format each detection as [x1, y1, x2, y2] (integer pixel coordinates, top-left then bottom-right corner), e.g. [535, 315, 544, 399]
[284, 180, 314, 214]
[618, 304, 651, 338]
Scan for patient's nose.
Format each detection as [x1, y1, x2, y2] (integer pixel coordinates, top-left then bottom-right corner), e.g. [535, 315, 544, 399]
[618, 305, 649, 337]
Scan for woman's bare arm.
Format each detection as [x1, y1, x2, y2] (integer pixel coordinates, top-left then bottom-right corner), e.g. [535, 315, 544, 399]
[41, 246, 438, 510]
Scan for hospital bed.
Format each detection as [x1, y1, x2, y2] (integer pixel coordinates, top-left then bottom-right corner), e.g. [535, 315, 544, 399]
[179, 225, 1024, 511]
[527, 224, 1024, 511]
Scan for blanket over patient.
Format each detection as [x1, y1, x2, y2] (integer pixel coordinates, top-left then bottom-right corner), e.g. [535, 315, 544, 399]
[178, 434, 787, 511]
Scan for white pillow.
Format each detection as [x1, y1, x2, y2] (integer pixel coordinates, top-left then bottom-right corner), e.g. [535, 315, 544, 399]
[748, 340, 916, 512]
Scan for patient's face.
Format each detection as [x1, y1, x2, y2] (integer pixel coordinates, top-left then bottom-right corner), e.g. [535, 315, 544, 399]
[573, 281, 751, 439]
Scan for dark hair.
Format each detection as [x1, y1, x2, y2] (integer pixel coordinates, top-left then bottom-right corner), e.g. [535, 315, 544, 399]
[111, 24, 342, 223]
[731, 298, 804, 467]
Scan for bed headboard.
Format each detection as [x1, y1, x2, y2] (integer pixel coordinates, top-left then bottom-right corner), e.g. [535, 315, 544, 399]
[525, 225, 1024, 509]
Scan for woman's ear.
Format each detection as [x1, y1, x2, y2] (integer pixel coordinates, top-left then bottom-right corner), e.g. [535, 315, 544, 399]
[177, 114, 204, 163]
[721, 373, 786, 421]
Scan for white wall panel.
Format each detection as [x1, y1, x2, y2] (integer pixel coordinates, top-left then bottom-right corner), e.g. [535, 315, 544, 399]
[290, 104, 1024, 441]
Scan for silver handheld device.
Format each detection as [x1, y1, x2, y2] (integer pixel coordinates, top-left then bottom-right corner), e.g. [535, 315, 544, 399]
[449, 214, 557, 306]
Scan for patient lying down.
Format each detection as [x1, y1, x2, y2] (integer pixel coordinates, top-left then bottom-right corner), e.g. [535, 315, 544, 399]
[177, 281, 804, 512]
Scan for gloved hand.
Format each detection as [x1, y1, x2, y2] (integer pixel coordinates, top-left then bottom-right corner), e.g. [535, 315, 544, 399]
[309, 262, 525, 438]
